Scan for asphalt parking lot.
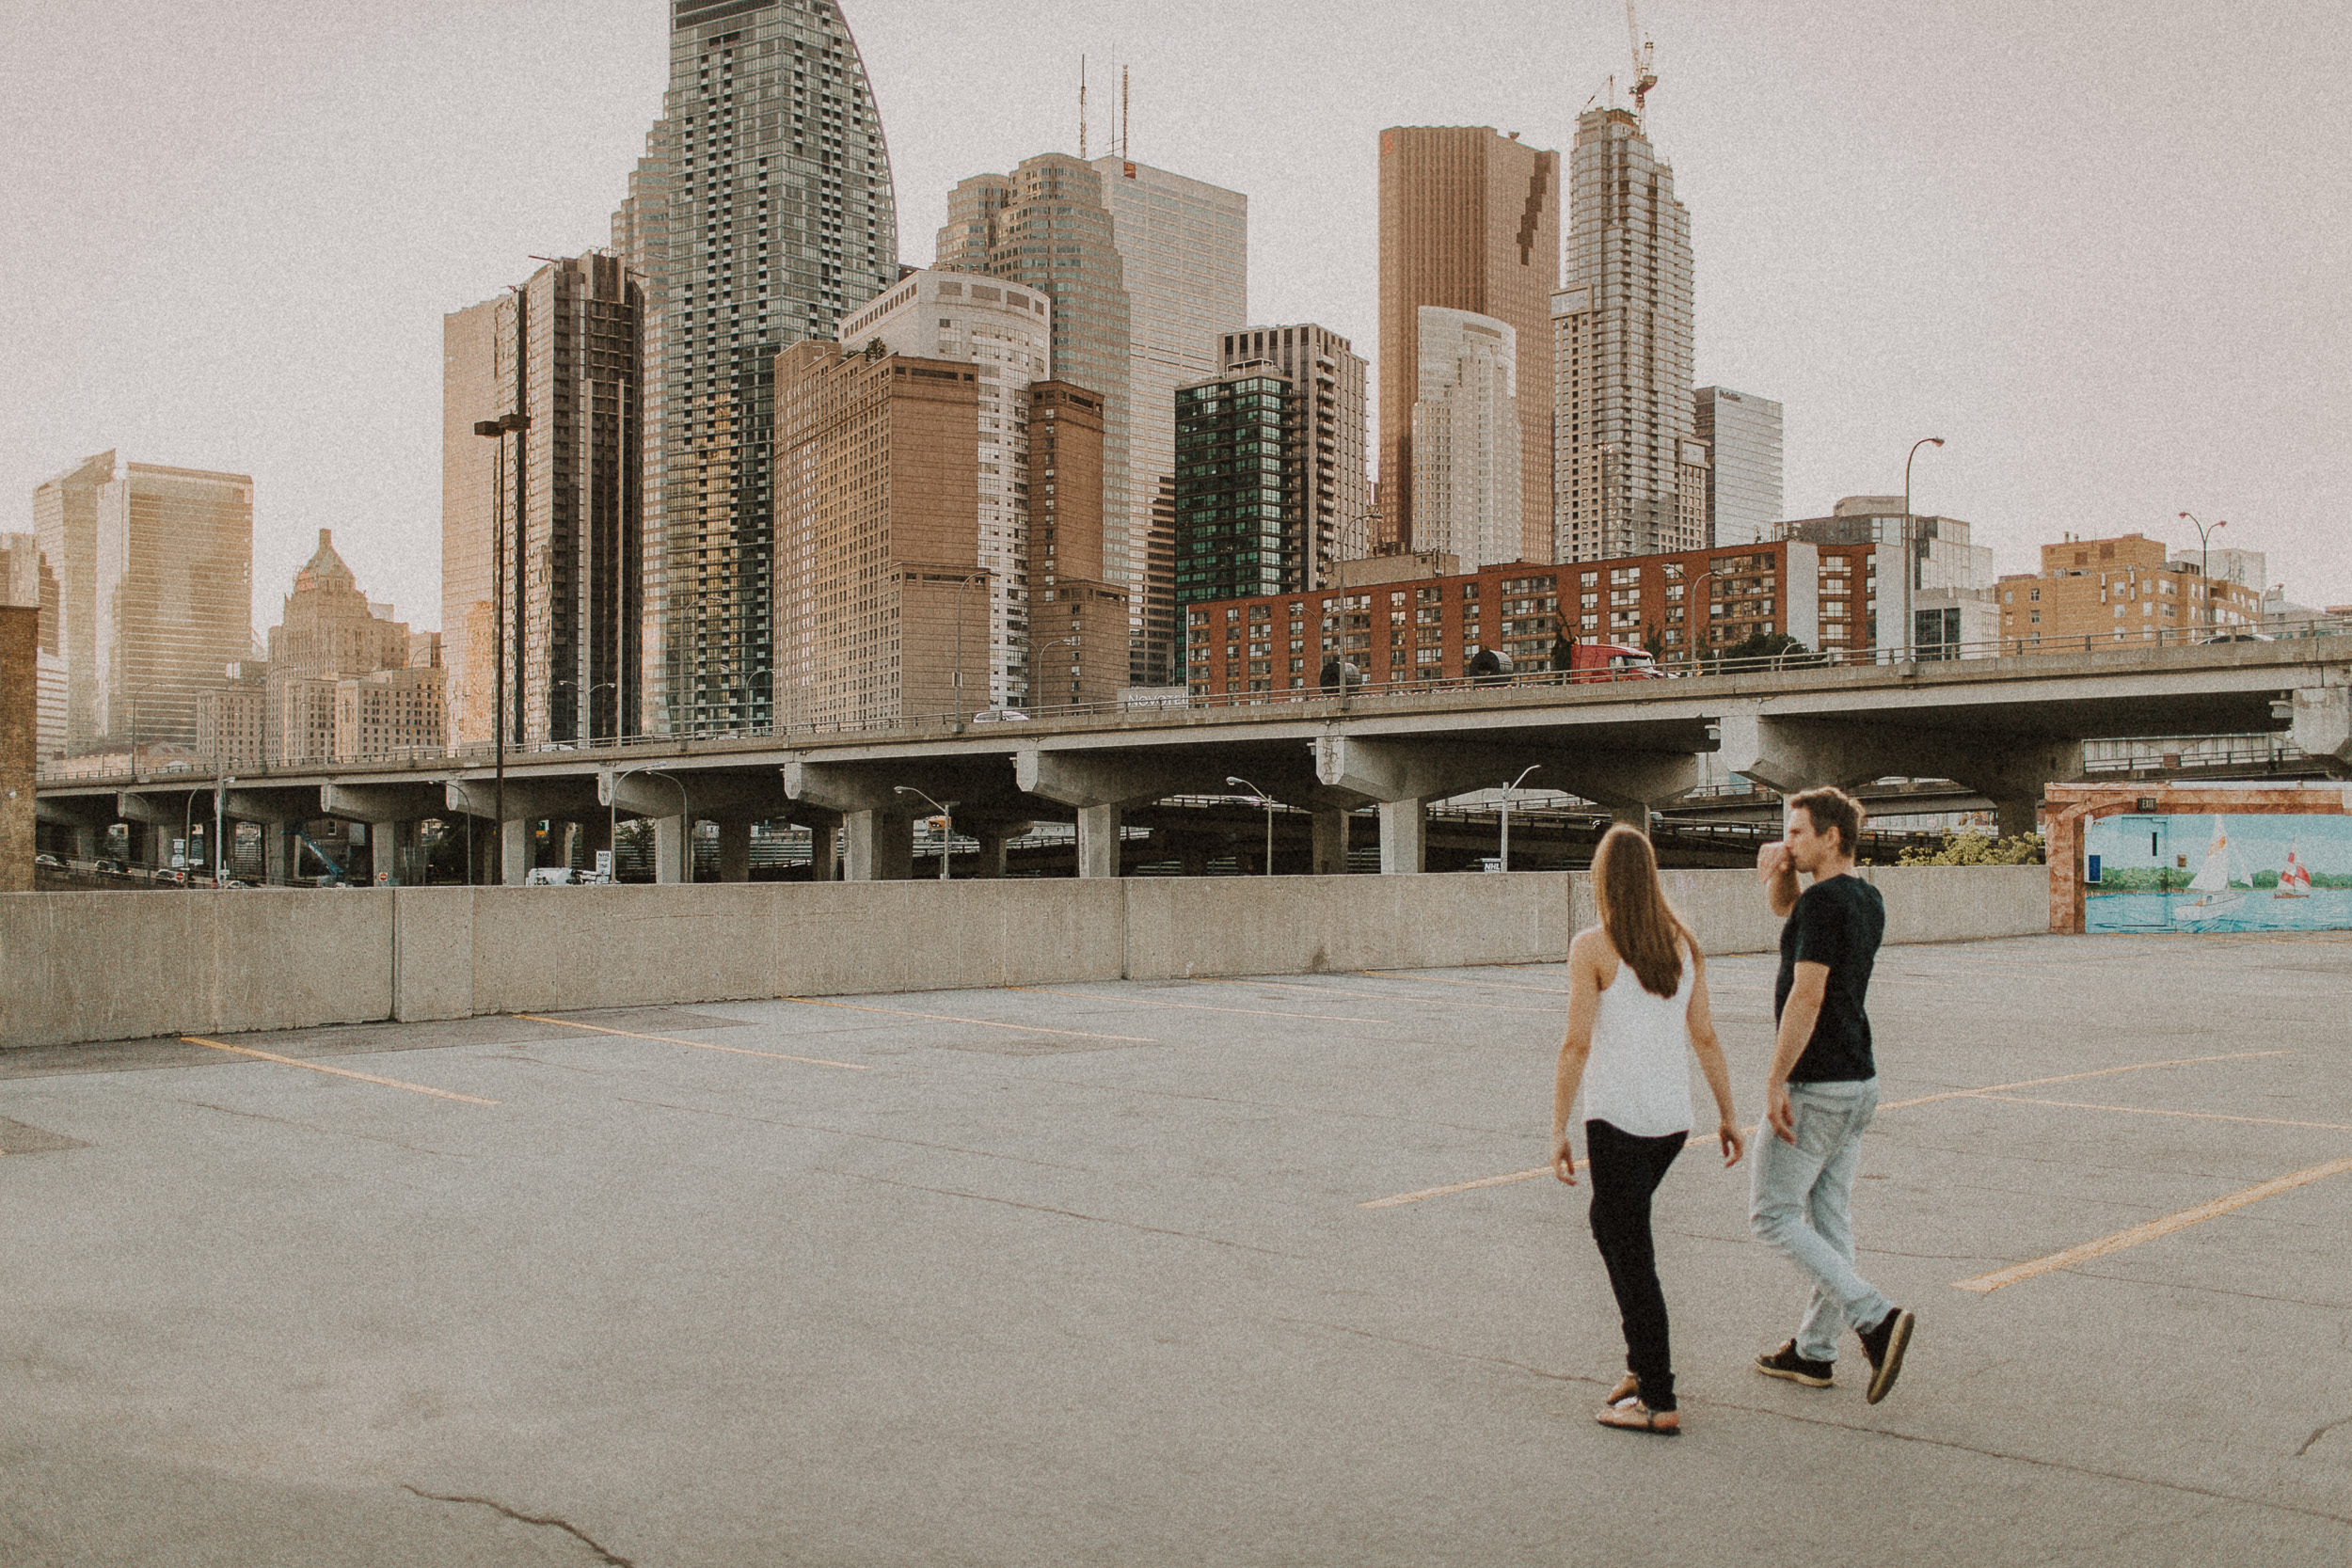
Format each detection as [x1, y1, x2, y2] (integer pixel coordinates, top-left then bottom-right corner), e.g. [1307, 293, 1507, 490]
[3, 929, 2348, 1566]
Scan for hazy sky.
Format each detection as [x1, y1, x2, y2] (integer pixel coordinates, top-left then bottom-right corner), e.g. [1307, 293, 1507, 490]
[8, 0, 2346, 637]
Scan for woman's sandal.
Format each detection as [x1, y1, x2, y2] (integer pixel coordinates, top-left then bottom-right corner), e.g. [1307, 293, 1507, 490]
[1605, 1372, 1641, 1407]
[1595, 1399, 1680, 1435]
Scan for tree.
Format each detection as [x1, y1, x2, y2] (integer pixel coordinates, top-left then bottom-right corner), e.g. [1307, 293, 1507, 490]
[1642, 621, 1664, 659]
[1549, 630, 1576, 673]
[1723, 630, 1813, 669]
[1898, 832, 2044, 867]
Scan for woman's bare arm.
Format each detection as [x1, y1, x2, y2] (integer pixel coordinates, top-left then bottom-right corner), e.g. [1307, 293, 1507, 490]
[1551, 928, 1604, 1184]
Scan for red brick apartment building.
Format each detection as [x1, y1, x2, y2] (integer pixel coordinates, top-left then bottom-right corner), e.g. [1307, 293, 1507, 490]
[1185, 539, 1885, 695]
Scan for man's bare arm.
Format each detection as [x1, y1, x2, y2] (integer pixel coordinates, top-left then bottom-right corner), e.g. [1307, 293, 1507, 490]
[1763, 960, 1830, 1142]
[1757, 840, 1801, 917]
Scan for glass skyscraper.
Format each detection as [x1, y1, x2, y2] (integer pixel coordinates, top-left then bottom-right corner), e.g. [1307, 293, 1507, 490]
[613, 0, 899, 735]
[1692, 386, 1783, 547]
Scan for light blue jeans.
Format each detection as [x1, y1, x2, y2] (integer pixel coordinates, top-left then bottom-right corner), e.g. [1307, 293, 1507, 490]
[1748, 1077, 1894, 1364]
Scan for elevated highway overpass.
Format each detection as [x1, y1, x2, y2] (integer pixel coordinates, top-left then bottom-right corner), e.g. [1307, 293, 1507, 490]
[38, 636, 2351, 882]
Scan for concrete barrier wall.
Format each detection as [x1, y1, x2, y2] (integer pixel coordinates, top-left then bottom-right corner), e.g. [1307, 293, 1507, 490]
[0, 890, 392, 1048]
[3, 865, 2048, 1049]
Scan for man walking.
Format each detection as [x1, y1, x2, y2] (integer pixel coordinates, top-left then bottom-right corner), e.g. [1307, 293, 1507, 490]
[1748, 786, 1915, 1403]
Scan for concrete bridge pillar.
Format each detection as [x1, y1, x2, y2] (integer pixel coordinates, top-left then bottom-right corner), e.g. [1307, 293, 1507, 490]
[501, 819, 532, 885]
[968, 824, 1020, 879]
[1177, 839, 1211, 878]
[1612, 803, 1651, 832]
[842, 809, 914, 881]
[650, 816, 691, 883]
[811, 823, 840, 881]
[1377, 800, 1425, 875]
[1311, 810, 1349, 876]
[264, 823, 299, 885]
[1075, 804, 1122, 879]
[72, 825, 99, 864]
[717, 820, 752, 882]
[2292, 687, 2352, 769]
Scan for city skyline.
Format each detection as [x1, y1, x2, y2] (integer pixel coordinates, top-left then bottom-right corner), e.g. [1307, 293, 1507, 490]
[8, 0, 2347, 641]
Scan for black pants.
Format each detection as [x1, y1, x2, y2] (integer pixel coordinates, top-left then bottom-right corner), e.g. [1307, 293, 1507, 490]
[1586, 1118, 1688, 1412]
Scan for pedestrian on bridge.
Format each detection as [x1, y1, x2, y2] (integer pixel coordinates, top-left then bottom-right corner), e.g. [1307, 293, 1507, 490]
[1749, 786, 1915, 1403]
[1551, 824, 1745, 1435]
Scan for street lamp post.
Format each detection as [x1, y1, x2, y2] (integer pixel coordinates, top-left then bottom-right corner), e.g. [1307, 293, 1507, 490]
[215, 775, 231, 886]
[1226, 775, 1276, 877]
[473, 404, 531, 879]
[894, 785, 957, 880]
[1034, 636, 1080, 709]
[553, 678, 620, 743]
[1498, 764, 1542, 871]
[2178, 512, 2229, 634]
[1901, 436, 1946, 661]
[950, 570, 986, 728]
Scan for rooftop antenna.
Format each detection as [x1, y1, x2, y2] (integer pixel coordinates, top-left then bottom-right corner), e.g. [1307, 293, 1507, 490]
[1121, 64, 1130, 161]
[1079, 55, 1088, 159]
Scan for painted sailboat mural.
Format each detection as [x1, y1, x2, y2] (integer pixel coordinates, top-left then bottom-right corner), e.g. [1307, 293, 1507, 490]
[2174, 819, 2245, 927]
[2083, 812, 2352, 934]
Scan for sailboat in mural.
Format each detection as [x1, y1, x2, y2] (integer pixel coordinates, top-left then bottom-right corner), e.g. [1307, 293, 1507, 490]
[2174, 819, 2245, 925]
[2275, 845, 2312, 899]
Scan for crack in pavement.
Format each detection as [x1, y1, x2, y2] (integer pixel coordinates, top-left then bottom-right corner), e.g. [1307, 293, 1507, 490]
[402, 1486, 634, 1564]
[2296, 1415, 2352, 1459]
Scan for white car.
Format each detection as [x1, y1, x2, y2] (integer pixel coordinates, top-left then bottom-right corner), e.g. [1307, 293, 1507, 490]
[972, 708, 1030, 723]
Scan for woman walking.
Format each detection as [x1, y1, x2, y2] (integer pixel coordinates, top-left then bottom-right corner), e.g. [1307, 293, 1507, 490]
[1552, 825, 1744, 1434]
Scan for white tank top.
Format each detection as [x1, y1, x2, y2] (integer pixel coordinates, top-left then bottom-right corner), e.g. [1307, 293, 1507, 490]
[1581, 943, 1696, 1138]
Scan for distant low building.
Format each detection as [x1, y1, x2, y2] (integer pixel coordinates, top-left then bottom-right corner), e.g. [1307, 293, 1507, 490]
[334, 666, 448, 763]
[1185, 537, 1895, 696]
[1998, 531, 2262, 652]
[1780, 497, 1996, 656]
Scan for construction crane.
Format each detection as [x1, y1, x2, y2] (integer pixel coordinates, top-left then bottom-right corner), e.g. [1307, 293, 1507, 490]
[1624, 0, 1658, 122]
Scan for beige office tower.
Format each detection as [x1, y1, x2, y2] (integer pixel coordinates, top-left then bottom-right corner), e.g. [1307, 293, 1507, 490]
[839, 270, 1052, 707]
[1217, 324, 1370, 586]
[30, 451, 251, 758]
[612, 0, 901, 737]
[1027, 384, 1124, 708]
[1554, 107, 1696, 562]
[1091, 155, 1248, 685]
[1409, 308, 1522, 569]
[443, 253, 644, 750]
[268, 531, 410, 682]
[1377, 126, 1558, 562]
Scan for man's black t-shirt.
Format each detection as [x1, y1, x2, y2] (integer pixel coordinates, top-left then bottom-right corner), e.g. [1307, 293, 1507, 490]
[1774, 873, 1886, 1083]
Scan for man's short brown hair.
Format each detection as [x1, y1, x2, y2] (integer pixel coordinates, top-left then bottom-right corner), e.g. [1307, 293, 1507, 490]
[1788, 786, 1864, 856]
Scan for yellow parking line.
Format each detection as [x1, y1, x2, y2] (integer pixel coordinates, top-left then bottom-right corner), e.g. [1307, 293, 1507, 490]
[1359, 1052, 2289, 1211]
[1954, 1154, 2352, 1293]
[1360, 1132, 1724, 1210]
[784, 997, 1156, 1044]
[516, 1014, 867, 1071]
[1976, 1095, 2352, 1134]
[182, 1037, 498, 1105]
[1006, 986, 1387, 1024]
[1879, 1051, 2289, 1111]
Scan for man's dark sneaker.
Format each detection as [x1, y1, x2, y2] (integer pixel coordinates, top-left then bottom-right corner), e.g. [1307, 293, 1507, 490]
[1858, 1307, 1915, 1404]
[1754, 1340, 1835, 1387]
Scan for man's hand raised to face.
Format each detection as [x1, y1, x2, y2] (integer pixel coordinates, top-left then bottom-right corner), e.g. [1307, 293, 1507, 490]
[1757, 840, 1793, 883]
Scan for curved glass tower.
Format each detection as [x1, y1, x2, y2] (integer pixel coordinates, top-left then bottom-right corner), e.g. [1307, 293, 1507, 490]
[614, 0, 899, 734]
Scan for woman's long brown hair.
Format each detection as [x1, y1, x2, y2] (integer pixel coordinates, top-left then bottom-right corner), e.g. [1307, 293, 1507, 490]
[1593, 824, 1690, 998]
